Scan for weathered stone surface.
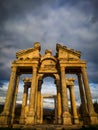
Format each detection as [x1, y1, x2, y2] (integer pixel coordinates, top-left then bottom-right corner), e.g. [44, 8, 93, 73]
[0, 42, 98, 127]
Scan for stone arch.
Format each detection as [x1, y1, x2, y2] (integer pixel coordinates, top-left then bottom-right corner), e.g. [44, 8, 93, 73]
[38, 73, 60, 81]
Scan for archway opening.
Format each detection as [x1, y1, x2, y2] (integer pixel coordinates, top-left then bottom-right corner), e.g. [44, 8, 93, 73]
[41, 77, 57, 124]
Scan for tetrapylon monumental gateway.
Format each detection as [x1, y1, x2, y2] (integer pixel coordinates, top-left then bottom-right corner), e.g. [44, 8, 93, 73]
[0, 42, 98, 127]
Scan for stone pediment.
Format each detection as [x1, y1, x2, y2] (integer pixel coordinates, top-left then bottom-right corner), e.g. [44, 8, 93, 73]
[16, 42, 41, 60]
[56, 44, 81, 60]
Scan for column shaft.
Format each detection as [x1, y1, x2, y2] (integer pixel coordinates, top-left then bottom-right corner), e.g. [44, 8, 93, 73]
[77, 74, 88, 115]
[69, 86, 79, 124]
[81, 67, 98, 124]
[26, 67, 37, 124]
[56, 80, 62, 124]
[0, 66, 17, 126]
[81, 67, 95, 114]
[37, 79, 42, 124]
[54, 97, 57, 124]
[20, 85, 28, 124]
[61, 67, 71, 124]
[11, 75, 20, 125]
[35, 76, 38, 123]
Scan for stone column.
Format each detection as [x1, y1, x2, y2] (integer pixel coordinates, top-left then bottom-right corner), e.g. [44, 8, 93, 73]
[81, 67, 97, 124]
[56, 80, 62, 124]
[11, 74, 20, 125]
[20, 83, 28, 124]
[0, 66, 17, 126]
[54, 96, 57, 124]
[77, 73, 89, 124]
[60, 67, 71, 125]
[69, 85, 79, 124]
[35, 76, 38, 122]
[26, 67, 37, 125]
[37, 79, 42, 124]
[41, 96, 43, 123]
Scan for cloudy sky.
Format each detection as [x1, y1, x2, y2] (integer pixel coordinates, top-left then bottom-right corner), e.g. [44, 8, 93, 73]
[0, 0, 98, 106]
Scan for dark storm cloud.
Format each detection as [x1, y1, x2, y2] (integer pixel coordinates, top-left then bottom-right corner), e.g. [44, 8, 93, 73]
[0, 0, 98, 85]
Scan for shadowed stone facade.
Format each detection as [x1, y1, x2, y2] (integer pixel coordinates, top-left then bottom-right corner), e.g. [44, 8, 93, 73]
[0, 42, 98, 127]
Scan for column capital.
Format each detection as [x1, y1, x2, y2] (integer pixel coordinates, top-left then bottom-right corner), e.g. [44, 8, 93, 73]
[11, 66, 17, 72]
[55, 79, 60, 86]
[24, 82, 31, 88]
[38, 79, 43, 86]
[61, 66, 65, 71]
[81, 66, 87, 72]
[67, 85, 74, 90]
[24, 84, 29, 89]
[32, 66, 38, 71]
[38, 79, 43, 91]
[77, 73, 81, 77]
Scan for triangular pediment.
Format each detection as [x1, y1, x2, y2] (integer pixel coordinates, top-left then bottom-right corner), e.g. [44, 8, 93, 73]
[56, 44, 81, 60]
[16, 42, 41, 60]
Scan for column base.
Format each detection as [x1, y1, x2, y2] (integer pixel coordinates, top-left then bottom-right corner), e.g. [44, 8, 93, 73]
[62, 112, 72, 125]
[19, 116, 25, 124]
[82, 114, 90, 125]
[73, 116, 79, 124]
[36, 117, 42, 124]
[89, 113, 98, 125]
[26, 114, 35, 125]
[0, 112, 12, 127]
[83, 113, 98, 125]
[57, 117, 62, 124]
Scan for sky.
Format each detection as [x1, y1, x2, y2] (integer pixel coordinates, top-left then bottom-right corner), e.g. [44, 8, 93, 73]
[0, 0, 98, 106]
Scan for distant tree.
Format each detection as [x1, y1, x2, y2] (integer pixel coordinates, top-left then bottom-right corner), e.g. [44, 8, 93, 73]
[93, 101, 98, 113]
[78, 101, 98, 116]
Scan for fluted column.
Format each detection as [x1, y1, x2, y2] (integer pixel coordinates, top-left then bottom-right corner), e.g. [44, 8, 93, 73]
[81, 67, 95, 114]
[81, 67, 97, 124]
[54, 96, 57, 124]
[56, 80, 62, 124]
[26, 67, 37, 124]
[77, 73, 89, 123]
[35, 76, 38, 122]
[11, 74, 20, 125]
[20, 84, 28, 124]
[61, 67, 71, 124]
[0, 66, 17, 126]
[69, 85, 79, 124]
[41, 96, 43, 123]
[37, 79, 43, 124]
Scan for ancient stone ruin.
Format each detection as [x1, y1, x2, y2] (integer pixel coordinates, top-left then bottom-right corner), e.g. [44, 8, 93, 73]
[0, 42, 97, 128]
